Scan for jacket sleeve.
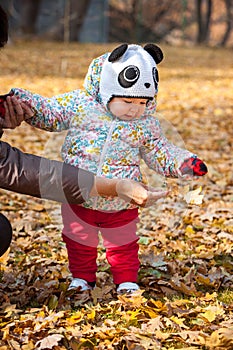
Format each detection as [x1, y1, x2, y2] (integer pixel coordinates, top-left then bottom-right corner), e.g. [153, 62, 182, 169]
[11, 88, 82, 132]
[140, 118, 196, 178]
[0, 140, 94, 204]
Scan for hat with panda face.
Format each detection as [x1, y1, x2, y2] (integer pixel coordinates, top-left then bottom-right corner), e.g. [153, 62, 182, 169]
[99, 43, 163, 107]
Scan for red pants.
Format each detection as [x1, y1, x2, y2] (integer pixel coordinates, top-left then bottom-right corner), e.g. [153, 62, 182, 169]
[61, 204, 140, 284]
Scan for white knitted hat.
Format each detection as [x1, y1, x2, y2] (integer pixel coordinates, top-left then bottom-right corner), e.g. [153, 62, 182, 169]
[99, 43, 163, 107]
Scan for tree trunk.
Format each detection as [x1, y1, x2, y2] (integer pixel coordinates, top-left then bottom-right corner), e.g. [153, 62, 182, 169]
[220, 0, 232, 46]
[130, 0, 140, 42]
[0, 4, 8, 47]
[196, 0, 212, 44]
[46, 0, 91, 42]
[205, 0, 212, 42]
[197, 0, 203, 42]
[19, 0, 41, 35]
[69, 0, 91, 41]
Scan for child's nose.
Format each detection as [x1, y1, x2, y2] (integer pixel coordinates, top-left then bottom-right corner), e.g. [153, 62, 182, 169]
[130, 104, 140, 111]
[129, 104, 141, 116]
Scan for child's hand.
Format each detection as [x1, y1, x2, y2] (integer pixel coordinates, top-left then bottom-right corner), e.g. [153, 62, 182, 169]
[179, 157, 208, 177]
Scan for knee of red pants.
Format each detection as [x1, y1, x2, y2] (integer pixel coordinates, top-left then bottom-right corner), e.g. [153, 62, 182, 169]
[102, 210, 139, 248]
[62, 228, 99, 247]
[61, 205, 99, 247]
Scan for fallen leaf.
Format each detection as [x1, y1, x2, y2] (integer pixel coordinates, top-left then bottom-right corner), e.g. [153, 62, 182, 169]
[35, 334, 64, 349]
[184, 186, 204, 205]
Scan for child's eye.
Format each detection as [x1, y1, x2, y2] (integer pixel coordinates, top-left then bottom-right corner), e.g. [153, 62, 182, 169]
[123, 100, 132, 104]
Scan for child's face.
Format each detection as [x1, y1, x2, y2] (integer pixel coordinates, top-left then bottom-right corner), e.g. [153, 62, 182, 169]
[108, 97, 148, 121]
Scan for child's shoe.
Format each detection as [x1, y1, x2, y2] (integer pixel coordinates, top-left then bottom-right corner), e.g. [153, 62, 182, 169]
[68, 278, 93, 292]
[116, 282, 140, 294]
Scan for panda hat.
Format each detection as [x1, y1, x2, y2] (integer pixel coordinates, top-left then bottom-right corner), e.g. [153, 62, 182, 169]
[99, 43, 164, 107]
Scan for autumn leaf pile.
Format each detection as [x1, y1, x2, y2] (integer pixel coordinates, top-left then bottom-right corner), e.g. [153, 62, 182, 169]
[0, 41, 232, 349]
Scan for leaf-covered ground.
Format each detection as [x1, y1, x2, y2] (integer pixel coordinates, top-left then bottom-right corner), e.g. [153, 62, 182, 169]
[0, 41, 232, 349]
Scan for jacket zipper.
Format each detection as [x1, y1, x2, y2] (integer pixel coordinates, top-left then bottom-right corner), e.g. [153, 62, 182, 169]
[93, 118, 116, 209]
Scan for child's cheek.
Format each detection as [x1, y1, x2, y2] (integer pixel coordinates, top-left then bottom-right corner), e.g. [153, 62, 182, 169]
[109, 103, 127, 117]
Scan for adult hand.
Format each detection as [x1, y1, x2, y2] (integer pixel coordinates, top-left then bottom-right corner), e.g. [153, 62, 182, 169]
[0, 95, 34, 129]
[116, 179, 168, 207]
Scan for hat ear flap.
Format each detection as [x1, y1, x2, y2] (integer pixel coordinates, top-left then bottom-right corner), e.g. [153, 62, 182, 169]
[144, 44, 163, 64]
[108, 43, 128, 62]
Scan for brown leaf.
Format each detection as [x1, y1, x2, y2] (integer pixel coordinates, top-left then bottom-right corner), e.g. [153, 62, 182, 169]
[205, 327, 233, 349]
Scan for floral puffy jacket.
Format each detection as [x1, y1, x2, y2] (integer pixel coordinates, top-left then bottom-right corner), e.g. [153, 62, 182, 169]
[12, 54, 195, 211]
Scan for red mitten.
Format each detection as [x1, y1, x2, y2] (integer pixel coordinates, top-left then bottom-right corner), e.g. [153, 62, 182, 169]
[180, 157, 208, 176]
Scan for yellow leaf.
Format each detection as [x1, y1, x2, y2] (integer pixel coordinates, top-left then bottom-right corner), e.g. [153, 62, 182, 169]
[200, 304, 224, 323]
[87, 309, 96, 320]
[214, 108, 223, 117]
[200, 292, 218, 301]
[0, 248, 10, 264]
[150, 299, 164, 309]
[195, 244, 206, 253]
[66, 311, 83, 325]
[143, 306, 158, 319]
[201, 309, 217, 322]
[185, 225, 195, 234]
[170, 315, 189, 329]
[22, 341, 34, 350]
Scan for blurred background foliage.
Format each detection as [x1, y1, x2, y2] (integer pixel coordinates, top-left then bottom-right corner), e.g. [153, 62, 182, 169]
[0, 0, 232, 46]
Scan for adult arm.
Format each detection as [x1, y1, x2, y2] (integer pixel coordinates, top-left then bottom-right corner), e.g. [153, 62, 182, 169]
[0, 141, 167, 206]
[0, 140, 94, 203]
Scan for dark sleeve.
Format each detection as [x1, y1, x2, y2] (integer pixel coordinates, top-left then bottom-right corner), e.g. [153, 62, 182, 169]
[0, 141, 94, 204]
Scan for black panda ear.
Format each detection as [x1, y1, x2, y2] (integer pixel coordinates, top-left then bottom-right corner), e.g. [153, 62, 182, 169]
[144, 44, 163, 64]
[108, 43, 128, 62]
